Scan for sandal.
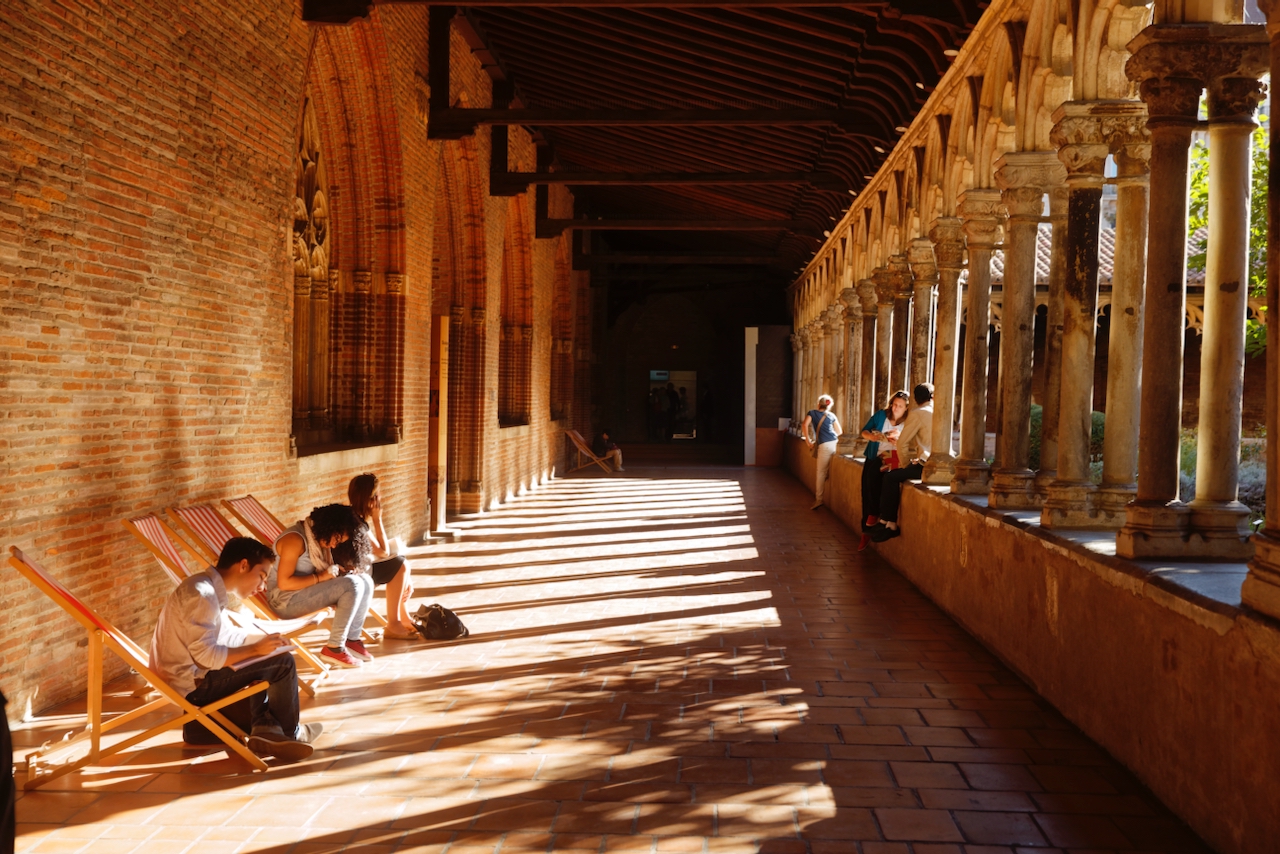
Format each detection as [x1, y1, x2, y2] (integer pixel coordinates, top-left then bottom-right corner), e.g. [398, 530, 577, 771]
[383, 624, 420, 640]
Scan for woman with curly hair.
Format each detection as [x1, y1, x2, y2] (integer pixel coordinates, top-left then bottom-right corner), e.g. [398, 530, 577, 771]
[267, 503, 375, 669]
[334, 473, 418, 640]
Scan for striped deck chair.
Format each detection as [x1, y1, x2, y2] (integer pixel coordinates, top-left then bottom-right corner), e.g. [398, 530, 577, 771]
[223, 495, 390, 628]
[566, 429, 613, 474]
[7, 545, 270, 789]
[122, 513, 193, 586]
[222, 494, 286, 544]
[165, 503, 335, 693]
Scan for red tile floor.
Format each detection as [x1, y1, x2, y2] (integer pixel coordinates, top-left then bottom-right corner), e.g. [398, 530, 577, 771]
[14, 467, 1210, 853]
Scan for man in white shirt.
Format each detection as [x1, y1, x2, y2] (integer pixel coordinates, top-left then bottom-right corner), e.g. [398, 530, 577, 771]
[150, 537, 321, 762]
[870, 383, 934, 542]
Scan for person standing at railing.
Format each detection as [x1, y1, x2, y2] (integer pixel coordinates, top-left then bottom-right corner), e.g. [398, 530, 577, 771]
[802, 394, 844, 510]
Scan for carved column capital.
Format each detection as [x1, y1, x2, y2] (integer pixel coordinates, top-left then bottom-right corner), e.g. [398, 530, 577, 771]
[471, 306, 486, 331]
[1127, 24, 1269, 120]
[450, 304, 466, 324]
[824, 305, 844, 334]
[1208, 75, 1269, 121]
[790, 333, 802, 352]
[857, 278, 879, 316]
[353, 270, 373, 294]
[385, 272, 405, 295]
[928, 217, 966, 272]
[294, 270, 311, 299]
[888, 254, 913, 298]
[839, 286, 860, 316]
[958, 189, 1004, 250]
[907, 239, 938, 286]
[995, 151, 1065, 220]
[1050, 102, 1149, 184]
[872, 267, 896, 306]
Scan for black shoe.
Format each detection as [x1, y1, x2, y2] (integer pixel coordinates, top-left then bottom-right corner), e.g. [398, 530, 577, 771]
[869, 525, 900, 542]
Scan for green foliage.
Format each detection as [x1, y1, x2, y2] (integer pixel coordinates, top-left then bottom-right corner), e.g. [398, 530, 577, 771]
[1090, 411, 1105, 462]
[1179, 427, 1198, 477]
[1187, 114, 1270, 353]
[1024, 404, 1103, 470]
[1028, 403, 1043, 471]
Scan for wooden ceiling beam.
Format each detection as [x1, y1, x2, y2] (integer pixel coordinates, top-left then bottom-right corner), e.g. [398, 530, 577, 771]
[494, 171, 847, 191]
[429, 108, 876, 140]
[574, 253, 780, 268]
[538, 218, 813, 238]
[306, 1, 894, 23]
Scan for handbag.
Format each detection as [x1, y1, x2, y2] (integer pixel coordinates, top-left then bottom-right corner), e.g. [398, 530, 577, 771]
[411, 603, 470, 640]
[808, 412, 830, 458]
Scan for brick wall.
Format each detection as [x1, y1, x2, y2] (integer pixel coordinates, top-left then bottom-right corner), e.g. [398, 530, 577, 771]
[0, 1, 590, 717]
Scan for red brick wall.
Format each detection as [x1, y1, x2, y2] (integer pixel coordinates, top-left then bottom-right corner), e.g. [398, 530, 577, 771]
[0, 1, 590, 716]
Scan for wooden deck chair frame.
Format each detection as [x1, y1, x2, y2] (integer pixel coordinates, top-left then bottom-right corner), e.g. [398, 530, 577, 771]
[7, 546, 270, 789]
[164, 504, 340, 693]
[566, 429, 613, 474]
[223, 495, 390, 629]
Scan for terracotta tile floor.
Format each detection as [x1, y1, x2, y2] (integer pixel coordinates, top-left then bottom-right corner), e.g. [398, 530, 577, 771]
[15, 466, 1211, 853]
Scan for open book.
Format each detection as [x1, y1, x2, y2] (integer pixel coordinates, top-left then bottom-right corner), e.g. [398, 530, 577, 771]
[229, 642, 294, 671]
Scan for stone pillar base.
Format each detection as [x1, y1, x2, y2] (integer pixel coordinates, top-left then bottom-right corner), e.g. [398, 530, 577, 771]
[837, 434, 858, 456]
[950, 459, 991, 495]
[988, 470, 1044, 509]
[922, 453, 956, 486]
[1187, 501, 1254, 559]
[1094, 484, 1137, 520]
[1034, 469, 1058, 493]
[1242, 532, 1280, 618]
[1116, 501, 1191, 558]
[1041, 482, 1111, 529]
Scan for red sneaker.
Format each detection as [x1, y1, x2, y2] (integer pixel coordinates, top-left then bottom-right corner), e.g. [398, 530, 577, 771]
[858, 534, 871, 552]
[320, 646, 362, 668]
[345, 639, 374, 662]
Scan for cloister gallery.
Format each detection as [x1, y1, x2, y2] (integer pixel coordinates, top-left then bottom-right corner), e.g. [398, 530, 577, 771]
[2, 0, 1280, 852]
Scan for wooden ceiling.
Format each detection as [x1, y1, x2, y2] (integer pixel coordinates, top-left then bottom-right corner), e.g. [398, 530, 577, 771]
[306, 0, 981, 293]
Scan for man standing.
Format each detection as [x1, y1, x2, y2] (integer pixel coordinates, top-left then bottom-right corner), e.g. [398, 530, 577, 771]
[150, 537, 322, 761]
[870, 383, 934, 541]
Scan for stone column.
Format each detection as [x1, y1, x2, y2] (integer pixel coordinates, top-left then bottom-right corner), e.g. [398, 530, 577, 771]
[1243, 4, 1280, 617]
[1042, 102, 1144, 528]
[1119, 24, 1268, 555]
[857, 278, 879, 448]
[1037, 185, 1069, 490]
[1096, 130, 1153, 522]
[810, 320, 825, 409]
[1189, 72, 1268, 555]
[908, 239, 938, 387]
[872, 267, 895, 399]
[889, 254, 913, 392]
[838, 288, 863, 453]
[951, 189, 1003, 494]
[824, 305, 843, 405]
[990, 152, 1064, 509]
[790, 333, 803, 426]
[923, 218, 965, 485]
[799, 326, 813, 418]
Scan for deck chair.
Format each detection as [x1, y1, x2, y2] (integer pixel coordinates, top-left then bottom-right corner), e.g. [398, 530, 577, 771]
[124, 512, 329, 696]
[121, 513, 193, 586]
[566, 429, 613, 474]
[223, 495, 390, 628]
[165, 504, 344, 688]
[222, 494, 286, 544]
[7, 545, 270, 789]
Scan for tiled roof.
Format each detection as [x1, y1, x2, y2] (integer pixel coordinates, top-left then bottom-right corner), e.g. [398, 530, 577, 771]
[988, 225, 1209, 285]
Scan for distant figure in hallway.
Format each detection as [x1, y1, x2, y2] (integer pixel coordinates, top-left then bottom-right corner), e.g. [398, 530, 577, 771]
[699, 383, 715, 443]
[858, 391, 910, 550]
[802, 394, 843, 510]
[870, 383, 934, 542]
[665, 382, 681, 441]
[593, 428, 625, 471]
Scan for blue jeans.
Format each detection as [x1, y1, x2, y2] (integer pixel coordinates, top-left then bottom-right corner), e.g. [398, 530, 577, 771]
[268, 573, 374, 648]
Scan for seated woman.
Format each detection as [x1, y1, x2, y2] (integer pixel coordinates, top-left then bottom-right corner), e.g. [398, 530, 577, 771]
[339, 473, 418, 640]
[267, 503, 375, 669]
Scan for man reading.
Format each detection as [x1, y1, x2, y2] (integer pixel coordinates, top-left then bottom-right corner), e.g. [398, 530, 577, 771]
[149, 537, 322, 762]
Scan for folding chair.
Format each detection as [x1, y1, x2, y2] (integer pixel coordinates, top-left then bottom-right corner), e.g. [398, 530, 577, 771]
[164, 504, 338, 692]
[223, 494, 391, 629]
[566, 429, 613, 474]
[7, 545, 270, 789]
[121, 513, 194, 586]
[222, 494, 286, 544]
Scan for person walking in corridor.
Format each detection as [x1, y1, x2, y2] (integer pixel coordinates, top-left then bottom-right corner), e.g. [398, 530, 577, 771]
[801, 394, 843, 510]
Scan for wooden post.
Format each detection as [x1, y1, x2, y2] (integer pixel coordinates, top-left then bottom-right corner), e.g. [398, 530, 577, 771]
[429, 315, 451, 533]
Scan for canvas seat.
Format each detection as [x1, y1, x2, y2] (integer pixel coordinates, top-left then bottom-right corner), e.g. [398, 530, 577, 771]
[566, 428, 614, 474]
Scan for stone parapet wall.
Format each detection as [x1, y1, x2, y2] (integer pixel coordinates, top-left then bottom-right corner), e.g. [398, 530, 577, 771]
[786, 434, 1280, 854]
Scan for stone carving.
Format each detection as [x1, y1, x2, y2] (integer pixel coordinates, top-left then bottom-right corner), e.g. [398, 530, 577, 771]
[385, 272, 405, 295]
[994, 151, 1067, 195]
[1126, 24, 1269, 118]
[839, 286, 860, 318]
[1209, 76, 1268, 119]
[294, 99, 329, 285]
[888, 255, 913, 297]
[928, 217, 966, 270]
[872, 267, 896, 305]
[857, 278, 879, 315]
[1050, 102, 1149, 180]
[907, 239, 938, 285]
[958, 190, 1004, 249]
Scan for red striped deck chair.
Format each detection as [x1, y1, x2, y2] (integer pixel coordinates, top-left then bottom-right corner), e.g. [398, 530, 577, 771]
[222, 494, 286, 545]
[122, 513, 195, 586]
[166, 503, 335, 693]
[222, 495, 390, 629]
[7, 546, 270, 789]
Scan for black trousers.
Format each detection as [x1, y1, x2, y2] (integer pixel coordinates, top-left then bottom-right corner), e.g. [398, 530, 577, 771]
[879, 462, 925, 524]
[860, 460, 887, 527]
[371, 554, 406, 586]
[184, 652, 299, 745]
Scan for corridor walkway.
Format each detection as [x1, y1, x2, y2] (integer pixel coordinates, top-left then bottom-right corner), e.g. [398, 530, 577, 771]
[15, 467, 1208, 853]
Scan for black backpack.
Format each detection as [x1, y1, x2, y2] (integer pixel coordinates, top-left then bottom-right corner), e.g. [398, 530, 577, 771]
[411, 603, 470, 640]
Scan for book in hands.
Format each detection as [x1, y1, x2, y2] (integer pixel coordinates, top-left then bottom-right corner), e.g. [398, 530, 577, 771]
[229, 641, 294, 671]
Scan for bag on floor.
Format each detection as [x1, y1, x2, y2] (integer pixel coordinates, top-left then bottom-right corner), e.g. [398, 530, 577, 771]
[411, 603, 470, 640]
